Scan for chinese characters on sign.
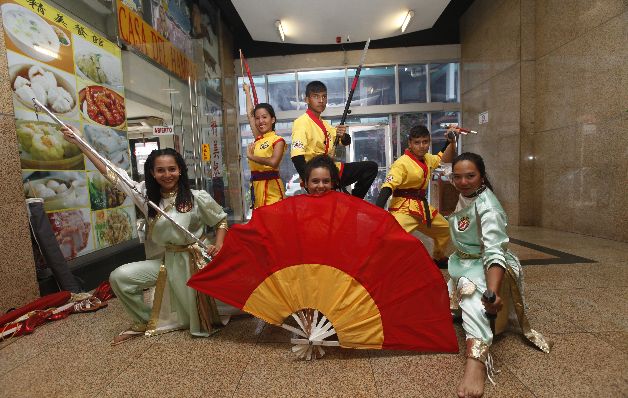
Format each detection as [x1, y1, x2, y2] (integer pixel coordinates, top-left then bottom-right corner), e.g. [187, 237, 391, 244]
[201, 144, 210, 162]
[209, 119, 222, 178]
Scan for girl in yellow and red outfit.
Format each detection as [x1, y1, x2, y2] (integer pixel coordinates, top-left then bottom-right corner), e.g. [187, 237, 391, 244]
[243, 83, 286, 209]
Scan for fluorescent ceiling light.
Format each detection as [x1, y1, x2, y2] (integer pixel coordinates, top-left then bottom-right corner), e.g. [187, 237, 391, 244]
[275, 20, 285, 42]
[401, 10, 414, 33]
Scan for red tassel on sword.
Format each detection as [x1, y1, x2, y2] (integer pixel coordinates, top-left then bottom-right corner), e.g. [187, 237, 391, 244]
[239, 49, 258, 106]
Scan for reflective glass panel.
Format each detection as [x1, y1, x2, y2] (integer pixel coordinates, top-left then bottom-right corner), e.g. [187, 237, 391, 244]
[430, 111, 460, 155]
[267, 73, 297, 112]
[350, 126, 388, 205]
[346, 66, 396, 106]
[298, 69, 346, 110]
[237, 76, 267, 115]
[429, 63, 459, 103]
[399, 64, 428, 103]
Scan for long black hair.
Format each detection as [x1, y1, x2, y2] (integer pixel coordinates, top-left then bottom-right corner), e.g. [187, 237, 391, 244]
[252, 102, 276, 131]
[144, 148, 193, 218]
[303, 154, 340, 191]
[451, 152, 493, 191]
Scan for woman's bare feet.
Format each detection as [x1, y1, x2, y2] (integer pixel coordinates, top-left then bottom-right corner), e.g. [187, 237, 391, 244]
[457, 357, 486, 398]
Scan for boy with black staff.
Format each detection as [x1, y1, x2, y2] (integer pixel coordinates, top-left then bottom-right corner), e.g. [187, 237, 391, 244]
[375, 125, 457, 267]
[291, 81, 377, 199]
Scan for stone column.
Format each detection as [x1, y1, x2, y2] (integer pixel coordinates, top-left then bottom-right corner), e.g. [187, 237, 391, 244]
[0, 14, 40, 312]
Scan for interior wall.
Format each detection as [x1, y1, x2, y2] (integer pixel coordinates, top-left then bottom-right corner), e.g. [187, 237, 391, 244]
[459, 0, 524, 225]
[460, 0, 627, 241]
[0, 15, 40, 312]
[532, 1, 626, 241]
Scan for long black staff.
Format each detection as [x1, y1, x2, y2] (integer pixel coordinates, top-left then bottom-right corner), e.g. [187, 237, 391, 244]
[32, 98, 209, 251]
[333, 38, 370, 158]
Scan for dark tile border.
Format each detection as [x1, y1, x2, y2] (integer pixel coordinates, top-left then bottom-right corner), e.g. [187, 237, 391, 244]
[510, 238, 596, 265]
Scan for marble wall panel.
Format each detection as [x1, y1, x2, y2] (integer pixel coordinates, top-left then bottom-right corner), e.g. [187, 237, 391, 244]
[536, 0, 626, 58]
[0, 21, 39, 311]
[462, 64, 520, 140]
[566, 115, 628, 242]
[519, 60, 536, 225]
[0, 202, 38, 313]
[518, 154, 536, 225]
[535, 1, 580, 58]
[535, 57, 580, 133]
[536, 12, 627, 133]
[534, 127, 579, 169]
[574, 114, 628, 168]
[487, 65, 521, 137]
[533, 11, 627, 241]
[571, 166, 626, 240]
[530, 164, 544, 225]
[520, 61, 536, 135]
[0, 116, 26, 204]
[461, 83, 488, 136]
[609, 159, 628, 242]
[539, 166, 578, 232]
[461, 0, 521, 93]
[520, 0, 536, 61]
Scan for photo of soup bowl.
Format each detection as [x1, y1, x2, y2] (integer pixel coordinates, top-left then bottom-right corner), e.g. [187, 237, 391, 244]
[1, 3, 60, 62]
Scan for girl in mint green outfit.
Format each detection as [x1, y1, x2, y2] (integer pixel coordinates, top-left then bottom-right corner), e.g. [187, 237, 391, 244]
[447, 152, 550, 398]
[60, 126, 232, 345]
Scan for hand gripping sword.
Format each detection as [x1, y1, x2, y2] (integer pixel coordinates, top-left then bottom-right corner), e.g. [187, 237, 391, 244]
[32, 98, 209, 251]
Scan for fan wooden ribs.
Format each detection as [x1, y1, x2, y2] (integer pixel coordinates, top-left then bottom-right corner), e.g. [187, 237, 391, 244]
[283, 309, 340, 360]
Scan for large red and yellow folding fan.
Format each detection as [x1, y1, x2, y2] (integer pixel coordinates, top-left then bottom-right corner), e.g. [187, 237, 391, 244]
[188, 191, 457, 358]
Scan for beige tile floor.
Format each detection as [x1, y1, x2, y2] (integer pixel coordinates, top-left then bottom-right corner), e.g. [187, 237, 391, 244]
[1, 226, 626, 397]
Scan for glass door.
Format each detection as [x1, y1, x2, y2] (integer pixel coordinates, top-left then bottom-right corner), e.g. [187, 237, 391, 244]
[344, 124, 392, 204]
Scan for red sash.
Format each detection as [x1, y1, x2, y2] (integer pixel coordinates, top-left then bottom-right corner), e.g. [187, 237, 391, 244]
[306, 109, 330, 154]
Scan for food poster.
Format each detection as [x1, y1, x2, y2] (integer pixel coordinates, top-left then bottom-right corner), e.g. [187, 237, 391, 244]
[47, 208, 94, 259]
[92, 207, 137, 250]
[2, 0, 136, 260]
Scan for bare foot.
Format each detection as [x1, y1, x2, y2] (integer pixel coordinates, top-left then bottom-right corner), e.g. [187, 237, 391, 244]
[457, 357, 486, 398]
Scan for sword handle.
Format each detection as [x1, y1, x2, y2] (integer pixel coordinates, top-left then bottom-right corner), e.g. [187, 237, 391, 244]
[482, 289, 497, 320]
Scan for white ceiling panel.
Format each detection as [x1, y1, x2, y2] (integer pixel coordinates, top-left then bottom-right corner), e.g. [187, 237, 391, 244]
[232, 0, 450, 44]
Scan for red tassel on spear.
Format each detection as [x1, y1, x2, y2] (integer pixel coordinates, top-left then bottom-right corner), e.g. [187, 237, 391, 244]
[239, 49, 258, 106]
